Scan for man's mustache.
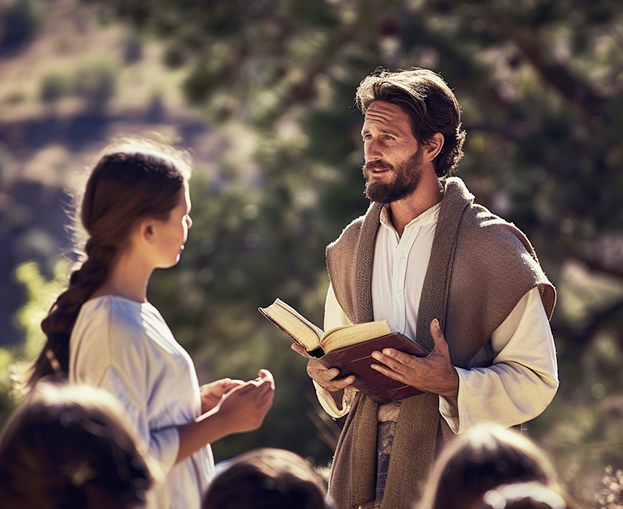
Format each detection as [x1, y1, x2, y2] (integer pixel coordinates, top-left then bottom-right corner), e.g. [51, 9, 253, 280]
[363, 161, 394, 172]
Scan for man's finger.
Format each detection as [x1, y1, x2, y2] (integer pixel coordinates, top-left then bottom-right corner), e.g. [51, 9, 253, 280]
[291, 343, 312, 358]
[372, 350, 408, 373]
[430, 318, 442, 338]
[430, 319, 448, 350]
[370, 363, 405, 383]
[379, 348, 418, 366]
[308, 364, 340, 382]
[321, 375, 356, 392]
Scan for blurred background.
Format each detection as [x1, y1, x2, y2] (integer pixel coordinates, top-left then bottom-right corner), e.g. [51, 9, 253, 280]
[0, 0, 622, 505]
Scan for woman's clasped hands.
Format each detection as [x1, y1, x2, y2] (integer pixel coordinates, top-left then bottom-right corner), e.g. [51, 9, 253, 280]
[202, 369, 275, 434]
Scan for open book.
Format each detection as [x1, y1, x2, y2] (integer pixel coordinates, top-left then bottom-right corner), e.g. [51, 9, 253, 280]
[259, 299, 429, 404]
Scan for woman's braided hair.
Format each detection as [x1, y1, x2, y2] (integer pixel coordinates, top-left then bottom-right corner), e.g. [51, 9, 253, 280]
[26, 139, 190, 389]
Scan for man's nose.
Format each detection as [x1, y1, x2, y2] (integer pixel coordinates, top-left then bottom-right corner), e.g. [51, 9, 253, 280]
[365, 139, 383, 161]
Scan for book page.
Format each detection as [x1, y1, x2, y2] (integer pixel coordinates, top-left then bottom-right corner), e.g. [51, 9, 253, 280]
[321, 320, 392, 353]
[260, 299, 324, 351]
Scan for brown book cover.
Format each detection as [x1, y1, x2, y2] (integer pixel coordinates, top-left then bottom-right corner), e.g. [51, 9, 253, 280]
[259, 299, 429, 404]
[316, 332, 429, 404]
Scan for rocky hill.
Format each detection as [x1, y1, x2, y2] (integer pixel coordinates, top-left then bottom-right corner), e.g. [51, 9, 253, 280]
[0, 0, 224, 346]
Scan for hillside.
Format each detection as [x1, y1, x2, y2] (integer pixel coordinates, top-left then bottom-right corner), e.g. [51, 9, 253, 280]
[0, 0, 224, 345]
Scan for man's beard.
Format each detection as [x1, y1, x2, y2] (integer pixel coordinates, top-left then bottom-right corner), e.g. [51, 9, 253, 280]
[362, 149, 424, 203]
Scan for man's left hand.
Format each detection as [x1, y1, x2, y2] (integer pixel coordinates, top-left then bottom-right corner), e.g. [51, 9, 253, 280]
[370, 319, 459, 398]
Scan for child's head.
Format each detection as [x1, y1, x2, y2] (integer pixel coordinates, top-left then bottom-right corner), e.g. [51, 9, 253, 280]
[474, 482, 570, 509]
[0, 382, 158, 509]
[27, 138, 191, 388]
[420, 423, 560, 509]
[203, 448, 333, 509]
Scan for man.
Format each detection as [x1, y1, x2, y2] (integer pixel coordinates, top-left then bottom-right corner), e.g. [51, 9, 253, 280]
[292, 68, 558, 509]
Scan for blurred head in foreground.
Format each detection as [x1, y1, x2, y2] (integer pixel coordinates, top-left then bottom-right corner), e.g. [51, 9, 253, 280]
[474, 482, 570, 509]
[0, 382, 158, 509]
[419, 423, 560, 509]
[202, 447, 333, 509]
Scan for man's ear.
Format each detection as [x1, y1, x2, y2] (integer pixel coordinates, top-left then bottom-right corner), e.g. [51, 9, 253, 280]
[423, 133, 444, 162]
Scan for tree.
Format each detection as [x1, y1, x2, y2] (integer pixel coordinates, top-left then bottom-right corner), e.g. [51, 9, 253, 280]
[20, 0, 623, 498]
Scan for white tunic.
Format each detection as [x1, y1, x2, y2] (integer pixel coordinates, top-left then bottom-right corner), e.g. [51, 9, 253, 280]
[70, 295, 214, 509]
[317, 202, 559, 432]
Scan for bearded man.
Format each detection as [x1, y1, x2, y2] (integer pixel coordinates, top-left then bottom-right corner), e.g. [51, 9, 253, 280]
[292, 68, 558, 509]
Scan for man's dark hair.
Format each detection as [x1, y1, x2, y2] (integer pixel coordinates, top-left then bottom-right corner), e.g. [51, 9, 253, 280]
[355, 67, 466, 178]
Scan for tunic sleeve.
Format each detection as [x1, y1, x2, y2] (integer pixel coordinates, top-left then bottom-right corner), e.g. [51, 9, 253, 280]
[439, 287, 558, 433]
[313, 284, 357, 418]
[70, 301, 180, 472]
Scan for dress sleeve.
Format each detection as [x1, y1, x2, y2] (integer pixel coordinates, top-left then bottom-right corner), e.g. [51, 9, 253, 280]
[439, 286, 559, 433]
[313, 284, 357, 419]
[71, 306, 180, 472]
[97, 366, 180, 471]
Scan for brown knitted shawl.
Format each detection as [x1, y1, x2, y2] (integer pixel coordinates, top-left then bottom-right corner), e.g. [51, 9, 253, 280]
[325, 177, 556, 509]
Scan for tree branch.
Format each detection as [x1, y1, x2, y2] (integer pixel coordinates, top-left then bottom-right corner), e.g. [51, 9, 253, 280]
[483, 9, 607, 120]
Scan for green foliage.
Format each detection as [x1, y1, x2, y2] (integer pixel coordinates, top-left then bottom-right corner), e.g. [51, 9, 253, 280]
[122, 35, 142, 63]
[39, 59, 121, 106]
[7, 0, 619, 500]
[40, 73, 72, 103]
[73, 60, 119, 110]
[0, 0, 44, 52]
[0, 260, 68, 425]
[12, 260, 68, 360]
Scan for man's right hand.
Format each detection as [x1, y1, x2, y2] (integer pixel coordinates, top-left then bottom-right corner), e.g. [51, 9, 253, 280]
[291, 343, 356, 393]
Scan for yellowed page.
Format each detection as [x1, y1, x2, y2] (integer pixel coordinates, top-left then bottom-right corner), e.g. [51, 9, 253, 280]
[260, 299, 324, 351]
[321, 320, 392, 353]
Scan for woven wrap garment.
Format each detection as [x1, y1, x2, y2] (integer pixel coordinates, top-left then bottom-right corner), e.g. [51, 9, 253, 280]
[325, 177, 556, 509]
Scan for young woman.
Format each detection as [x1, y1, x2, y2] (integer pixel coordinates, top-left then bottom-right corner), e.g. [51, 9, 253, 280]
[26, 140, 275, 509]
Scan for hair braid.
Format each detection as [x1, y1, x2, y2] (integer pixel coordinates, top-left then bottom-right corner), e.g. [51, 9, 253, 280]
[31, 241, 117, 385]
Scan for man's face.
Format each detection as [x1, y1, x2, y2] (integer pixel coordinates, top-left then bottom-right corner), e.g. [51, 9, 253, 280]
[361, 101, 424, 203]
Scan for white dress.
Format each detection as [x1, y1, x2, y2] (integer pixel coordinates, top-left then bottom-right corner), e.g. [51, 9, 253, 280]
[69, 295, 215, 509]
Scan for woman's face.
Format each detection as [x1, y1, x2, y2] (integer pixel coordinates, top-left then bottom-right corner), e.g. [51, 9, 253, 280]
[152, 181, 193, 268]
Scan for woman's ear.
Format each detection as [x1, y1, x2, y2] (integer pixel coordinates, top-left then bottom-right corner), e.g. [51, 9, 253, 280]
[138, 219, 156, 245]
[424, 133, 444, 162]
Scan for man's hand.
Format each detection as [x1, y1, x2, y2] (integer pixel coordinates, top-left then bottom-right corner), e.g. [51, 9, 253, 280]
[291, 343, 357, 393]
[370, 319, 459, 398]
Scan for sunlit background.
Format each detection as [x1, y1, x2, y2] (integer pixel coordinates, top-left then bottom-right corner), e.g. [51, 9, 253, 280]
[1, 0, 623, 506]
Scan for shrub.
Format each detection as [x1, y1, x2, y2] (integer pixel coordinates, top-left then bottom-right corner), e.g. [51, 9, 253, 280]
[73, 60, 118, 110]
[40, 73, 70, 103]
[0, 0, 43, 53]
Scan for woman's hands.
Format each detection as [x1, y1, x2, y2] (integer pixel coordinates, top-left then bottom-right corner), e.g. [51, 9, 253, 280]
[213, 369, 275, 434]
[176, 370, 275, 464]
[199, 378, 245, 414]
